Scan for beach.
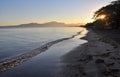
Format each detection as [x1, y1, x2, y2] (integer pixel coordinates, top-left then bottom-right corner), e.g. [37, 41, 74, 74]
[0, 27, 120, 77]
[0, 0, 119, 77]
[57, 28, 120, 77]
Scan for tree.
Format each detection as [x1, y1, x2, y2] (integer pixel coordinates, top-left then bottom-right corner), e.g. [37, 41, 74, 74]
[93, 0, 120, 29]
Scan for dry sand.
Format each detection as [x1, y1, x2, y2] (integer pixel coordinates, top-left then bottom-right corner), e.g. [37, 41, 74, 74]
[57, 28, 120, 77]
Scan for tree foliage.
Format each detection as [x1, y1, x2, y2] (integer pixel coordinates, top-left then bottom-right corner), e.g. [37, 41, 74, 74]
[93, 0, 120, 29]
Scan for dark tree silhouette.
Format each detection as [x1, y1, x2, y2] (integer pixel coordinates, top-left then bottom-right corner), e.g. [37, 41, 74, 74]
[93, 0, 120, 29]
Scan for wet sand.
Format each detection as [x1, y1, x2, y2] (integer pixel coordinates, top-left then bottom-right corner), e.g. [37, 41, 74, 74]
[57, 28, 120, 77]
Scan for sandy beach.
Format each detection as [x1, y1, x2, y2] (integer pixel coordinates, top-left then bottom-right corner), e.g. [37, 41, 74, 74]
[0, 0, 120, 77]
[57, 28, 120, 77]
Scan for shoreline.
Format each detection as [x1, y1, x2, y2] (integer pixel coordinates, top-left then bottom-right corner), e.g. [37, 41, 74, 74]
[57, 28, 120, 77]
[0, 30, 82, 72]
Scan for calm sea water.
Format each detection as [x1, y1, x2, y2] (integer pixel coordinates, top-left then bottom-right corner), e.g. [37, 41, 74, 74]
[0, 27, 88, 77]
[0, 27, 84, 61]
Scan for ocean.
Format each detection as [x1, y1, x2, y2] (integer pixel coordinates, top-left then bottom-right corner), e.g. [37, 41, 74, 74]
[0, 27, 88, 77]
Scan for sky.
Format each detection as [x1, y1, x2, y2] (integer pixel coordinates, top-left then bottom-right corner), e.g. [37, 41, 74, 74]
[0, 0, 114, 26]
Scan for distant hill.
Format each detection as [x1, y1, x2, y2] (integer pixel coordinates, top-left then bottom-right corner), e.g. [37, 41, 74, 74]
[18, 21, 79, 27]
[0, 21, 82, 28]
[41, 21, 67, 26]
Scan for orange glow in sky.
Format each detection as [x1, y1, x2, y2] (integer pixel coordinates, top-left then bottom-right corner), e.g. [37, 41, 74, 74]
[0, 0, 113, 26]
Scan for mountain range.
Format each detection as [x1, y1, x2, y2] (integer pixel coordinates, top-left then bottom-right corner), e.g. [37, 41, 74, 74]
[0, 21, 83, 28]
[18, 21, 82, 27]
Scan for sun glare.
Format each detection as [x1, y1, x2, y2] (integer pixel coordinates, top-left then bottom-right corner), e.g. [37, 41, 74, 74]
[99, 15, 106, 20]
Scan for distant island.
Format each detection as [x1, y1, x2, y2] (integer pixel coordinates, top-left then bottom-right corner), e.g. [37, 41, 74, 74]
[0, 21, 83, 28]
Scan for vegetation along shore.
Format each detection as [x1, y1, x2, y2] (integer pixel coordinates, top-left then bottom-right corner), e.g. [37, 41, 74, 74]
[57, 0, 120, 77]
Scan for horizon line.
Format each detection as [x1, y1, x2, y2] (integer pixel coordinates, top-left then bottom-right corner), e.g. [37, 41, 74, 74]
[0, 21, 85, 26]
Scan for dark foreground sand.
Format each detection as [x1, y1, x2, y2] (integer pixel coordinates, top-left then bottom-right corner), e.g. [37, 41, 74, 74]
[57, 28, 120, 77]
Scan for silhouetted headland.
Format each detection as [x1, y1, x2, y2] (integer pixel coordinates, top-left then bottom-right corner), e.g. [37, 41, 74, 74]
[0, 21, 82, 28]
